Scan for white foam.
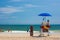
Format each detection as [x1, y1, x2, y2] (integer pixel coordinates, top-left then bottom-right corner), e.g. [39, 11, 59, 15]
[4, 31, 28, 33]
[3, 30, 60, 34]
[49, 30, 54, 33]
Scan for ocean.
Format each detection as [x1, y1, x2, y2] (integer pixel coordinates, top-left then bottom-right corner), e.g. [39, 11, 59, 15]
[0, 24, 60, 31]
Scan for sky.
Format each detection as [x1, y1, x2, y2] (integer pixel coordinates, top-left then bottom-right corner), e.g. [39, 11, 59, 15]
[0, 0, 60, 24]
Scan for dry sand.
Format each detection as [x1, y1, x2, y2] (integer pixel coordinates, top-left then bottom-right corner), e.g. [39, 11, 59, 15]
[0, 32, 60, 40]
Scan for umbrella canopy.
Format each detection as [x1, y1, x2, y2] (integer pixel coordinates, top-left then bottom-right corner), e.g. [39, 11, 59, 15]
[38, 13, 52, 21]
[38, 13, 52, 16]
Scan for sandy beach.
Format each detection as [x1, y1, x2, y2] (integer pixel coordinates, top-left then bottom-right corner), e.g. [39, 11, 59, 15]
[0, 31, 60, 40]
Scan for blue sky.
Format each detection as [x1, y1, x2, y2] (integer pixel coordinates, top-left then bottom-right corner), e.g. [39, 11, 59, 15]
[0, 0, 60, 24]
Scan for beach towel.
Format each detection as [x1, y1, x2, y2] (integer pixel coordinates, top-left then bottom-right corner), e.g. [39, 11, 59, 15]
[44, 26, 49, 30]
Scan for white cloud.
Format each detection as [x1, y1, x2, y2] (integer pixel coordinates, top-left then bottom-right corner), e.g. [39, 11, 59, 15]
[25, 4, 40, 8]
[0, 6, 24, 14]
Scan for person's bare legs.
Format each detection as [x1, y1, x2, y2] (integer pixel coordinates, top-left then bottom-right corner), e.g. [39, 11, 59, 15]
[40, 29, 44, 36]
[47, 30, 50, 36]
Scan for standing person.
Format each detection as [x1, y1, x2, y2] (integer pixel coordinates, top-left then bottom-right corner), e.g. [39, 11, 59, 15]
[40, 21, 46, 36]
[30, 25, 33, 36]
[46, 20, 50, 36]
[40, 22, 44, 36]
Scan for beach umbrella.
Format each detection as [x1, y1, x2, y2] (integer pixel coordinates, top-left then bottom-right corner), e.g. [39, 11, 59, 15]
[38, 13, 51, 16]
[38, 13, 52, 21]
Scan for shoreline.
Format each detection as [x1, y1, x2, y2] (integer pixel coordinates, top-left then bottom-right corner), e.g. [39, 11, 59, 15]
[0, 30, 59, 34]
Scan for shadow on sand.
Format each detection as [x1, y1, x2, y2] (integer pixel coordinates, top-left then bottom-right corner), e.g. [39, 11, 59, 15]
[32, 35, 47, 38]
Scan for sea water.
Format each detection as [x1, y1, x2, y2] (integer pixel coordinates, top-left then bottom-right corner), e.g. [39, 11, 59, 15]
[0, 24, 60, 31]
